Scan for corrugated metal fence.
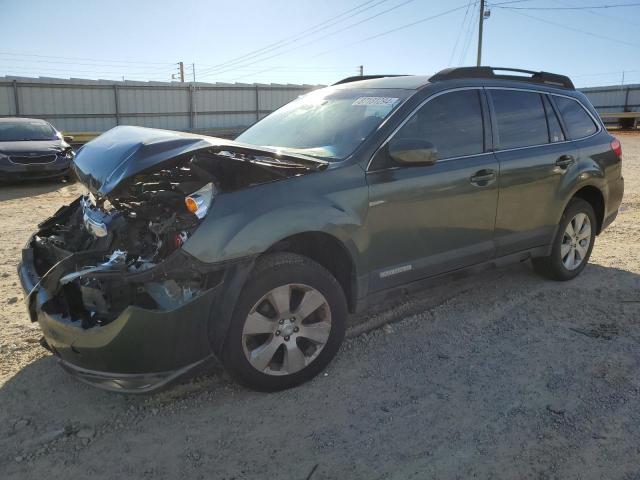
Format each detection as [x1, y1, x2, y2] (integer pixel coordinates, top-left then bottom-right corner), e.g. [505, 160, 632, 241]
[0, 77, 322, 134]
[0, 77, 638, 135]
[581, 83, 640, 114]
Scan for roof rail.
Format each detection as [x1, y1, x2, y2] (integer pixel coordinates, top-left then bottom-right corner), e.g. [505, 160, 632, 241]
[332, 74, 408, 85]
[429, 67, 575, 90]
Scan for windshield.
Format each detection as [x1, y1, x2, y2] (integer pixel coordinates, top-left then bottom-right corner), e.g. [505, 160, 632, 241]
[0, 120, 58, 142]
[236, 87, 410, 161]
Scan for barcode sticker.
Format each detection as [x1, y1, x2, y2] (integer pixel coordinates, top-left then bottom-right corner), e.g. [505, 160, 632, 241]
[352, 97, 399, 106]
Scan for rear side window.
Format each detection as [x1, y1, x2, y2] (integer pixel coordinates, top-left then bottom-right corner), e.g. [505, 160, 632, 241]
[554, 96, 598, 139]
[491, 90, 548, 149]
[543, 95, 565, 143]
[393, 89, 484, 160]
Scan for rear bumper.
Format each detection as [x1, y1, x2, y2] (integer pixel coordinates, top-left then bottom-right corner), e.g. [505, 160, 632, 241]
[602, 176, 624, 231]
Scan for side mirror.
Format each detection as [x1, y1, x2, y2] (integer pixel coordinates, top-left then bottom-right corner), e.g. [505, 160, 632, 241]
[388, 138, 437, 165]
[63, 135, 74, 143]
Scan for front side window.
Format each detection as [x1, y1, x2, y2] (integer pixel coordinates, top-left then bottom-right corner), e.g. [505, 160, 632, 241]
[491, 90, 549, 149]
[236, 86, 410, 161]
[554, 96, 598, 140]
[392, 89, 485, 161]
[0, 120, 57, 142]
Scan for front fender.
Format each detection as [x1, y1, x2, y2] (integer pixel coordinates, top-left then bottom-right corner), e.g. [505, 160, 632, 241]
[190, 202, 362, 260]
[183, 163, 369, 273]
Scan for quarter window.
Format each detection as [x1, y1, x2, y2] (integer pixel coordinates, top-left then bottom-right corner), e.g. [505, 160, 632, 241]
[491, 90, 549, 149]
[392, 89, 485, 161]
[554, 96, 598, 139]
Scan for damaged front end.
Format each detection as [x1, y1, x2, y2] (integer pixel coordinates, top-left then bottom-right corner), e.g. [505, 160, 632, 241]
[30, 179, 214, 329]
[18, 126, 326, 392]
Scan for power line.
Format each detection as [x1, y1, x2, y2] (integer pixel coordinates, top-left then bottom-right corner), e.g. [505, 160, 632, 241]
[458, 3, 478, 65]
[572, 69, 640, 77]
[489, 0, 534, 5]
[448, 1, 476, 66]
[0, 63, 355, 82]
[0, 57, 176, 71]
[198, 65, 361, 71]
[0, 51, 172, 65]
[0, 63, 175, 76]
[317, 3, 472, 59]
[0, 72, 172, 81]
[549, 0, 640, 28]
[197, 0, 385, 74]
[0, 65, 176, 76]
[493, 2, 640, 9]
[503, 9, 640, 47]
[196, 0, 389, 76]
[198, 0, 416, 79]
[231, 3, 470, 82]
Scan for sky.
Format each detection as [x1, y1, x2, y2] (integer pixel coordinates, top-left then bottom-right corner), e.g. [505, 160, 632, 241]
[1, 0, 639, 87]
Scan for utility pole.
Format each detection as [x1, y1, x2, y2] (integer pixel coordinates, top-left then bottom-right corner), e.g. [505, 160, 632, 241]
[192, 63, 196, 82]
[172, 62, 185, 82]
[476, 0, 485, 67]
[359, 65, 364, 76]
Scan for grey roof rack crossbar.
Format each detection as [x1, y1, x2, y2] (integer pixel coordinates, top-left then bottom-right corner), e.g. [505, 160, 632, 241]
[429, 67, 575, 90]
[333, 74, 408, 85]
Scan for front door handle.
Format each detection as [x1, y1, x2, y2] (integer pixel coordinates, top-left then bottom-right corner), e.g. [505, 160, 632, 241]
[555, 154, 575, 169]
[470, 169, 496, 186]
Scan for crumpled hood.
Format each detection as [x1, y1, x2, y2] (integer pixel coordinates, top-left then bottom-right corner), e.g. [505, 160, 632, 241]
[0, 139, 66, 155]
[73, 126, 327, 197]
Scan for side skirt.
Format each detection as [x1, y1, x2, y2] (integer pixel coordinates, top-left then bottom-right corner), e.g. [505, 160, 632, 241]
[354, 245, 550, 314]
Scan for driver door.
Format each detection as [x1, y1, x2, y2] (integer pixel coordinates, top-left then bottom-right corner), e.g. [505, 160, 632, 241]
[364, 88, 499, 291]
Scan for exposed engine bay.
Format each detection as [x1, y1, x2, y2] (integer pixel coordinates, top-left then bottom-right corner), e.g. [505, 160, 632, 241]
[28, 144, 323, 329]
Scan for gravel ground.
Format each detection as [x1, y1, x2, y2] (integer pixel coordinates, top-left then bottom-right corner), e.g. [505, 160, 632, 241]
[1, 133, 639, 479]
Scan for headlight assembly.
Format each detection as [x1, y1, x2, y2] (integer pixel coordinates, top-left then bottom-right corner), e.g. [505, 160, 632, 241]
[185, 182, 216, 219]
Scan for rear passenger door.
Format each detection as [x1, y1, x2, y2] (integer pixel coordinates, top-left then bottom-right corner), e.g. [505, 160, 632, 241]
[488, 88, 578, 256]
[365, 88, 499, 291]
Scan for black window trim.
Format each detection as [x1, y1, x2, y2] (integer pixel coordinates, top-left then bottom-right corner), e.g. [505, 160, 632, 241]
[366, 87, 491, 172]
[485, 86, 602, 154]
[541, 93, 567, 143]
[548, 93, 600, 141]
[366, 86, 602, 172]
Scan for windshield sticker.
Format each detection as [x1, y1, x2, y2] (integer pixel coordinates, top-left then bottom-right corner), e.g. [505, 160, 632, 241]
[352, 96, 399, 106]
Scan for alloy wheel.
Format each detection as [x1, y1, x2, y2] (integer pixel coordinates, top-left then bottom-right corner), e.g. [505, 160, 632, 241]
[241, 284, 332, 376]
[561, 212, 592, 270]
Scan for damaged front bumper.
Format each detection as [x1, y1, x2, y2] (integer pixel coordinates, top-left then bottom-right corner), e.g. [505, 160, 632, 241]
[18, 246, 219, 392]
[18, 236, 254, 394]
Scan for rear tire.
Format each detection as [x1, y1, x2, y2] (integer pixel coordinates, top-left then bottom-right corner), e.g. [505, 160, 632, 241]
[532, 198, 596, 281]
[221, 253, 347, 391]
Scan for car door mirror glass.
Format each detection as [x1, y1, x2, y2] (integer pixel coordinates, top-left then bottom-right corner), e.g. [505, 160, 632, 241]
[63, 135, 74, 143]
[388, 138, 437, 165]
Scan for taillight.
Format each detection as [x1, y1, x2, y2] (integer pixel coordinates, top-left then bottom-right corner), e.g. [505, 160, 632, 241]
[611, 138, 622, 158]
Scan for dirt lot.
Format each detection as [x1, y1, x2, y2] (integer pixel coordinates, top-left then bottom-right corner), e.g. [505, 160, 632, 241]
[1, 134, 639, 480]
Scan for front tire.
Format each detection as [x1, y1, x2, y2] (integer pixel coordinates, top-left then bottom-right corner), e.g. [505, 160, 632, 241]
[532, 198, 596, 281]
[221, 253, 347, 391]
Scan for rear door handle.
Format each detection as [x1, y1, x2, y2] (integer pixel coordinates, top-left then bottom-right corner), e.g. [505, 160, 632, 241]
[470, 169, 496, 186]
[555, 155, 575, 169]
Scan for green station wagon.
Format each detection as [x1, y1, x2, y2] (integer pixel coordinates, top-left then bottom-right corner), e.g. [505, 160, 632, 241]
[18, 67, 624, 392]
